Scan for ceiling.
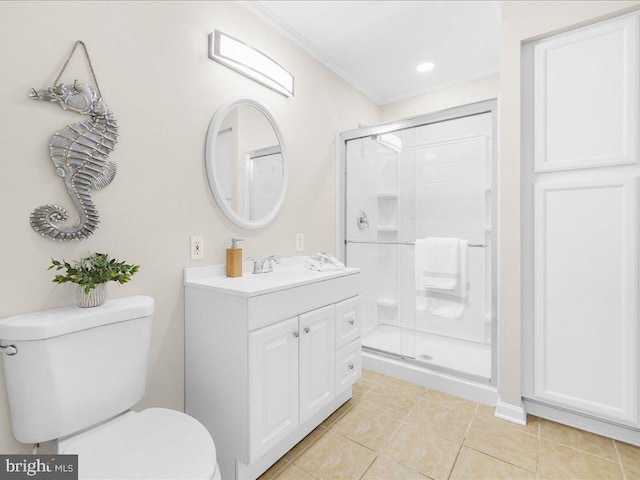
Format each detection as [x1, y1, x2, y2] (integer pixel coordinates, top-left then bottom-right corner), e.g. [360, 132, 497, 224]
[241, 1, 501, 105]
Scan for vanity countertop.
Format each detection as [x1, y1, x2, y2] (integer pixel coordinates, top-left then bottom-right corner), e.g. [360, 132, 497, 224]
[184, 256, 360, 297]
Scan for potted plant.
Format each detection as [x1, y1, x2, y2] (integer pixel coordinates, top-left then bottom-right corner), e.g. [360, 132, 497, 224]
[49, 252, 140, 308]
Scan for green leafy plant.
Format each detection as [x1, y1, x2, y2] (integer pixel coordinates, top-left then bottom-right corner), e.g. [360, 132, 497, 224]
[49, 252, 140, 294]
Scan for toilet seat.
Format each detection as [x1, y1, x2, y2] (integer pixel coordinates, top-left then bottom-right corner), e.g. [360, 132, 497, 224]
[58, 408, 219, 480]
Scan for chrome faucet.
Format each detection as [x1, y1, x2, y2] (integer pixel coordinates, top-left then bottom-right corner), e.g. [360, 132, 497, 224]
[248, 255, 281, 274]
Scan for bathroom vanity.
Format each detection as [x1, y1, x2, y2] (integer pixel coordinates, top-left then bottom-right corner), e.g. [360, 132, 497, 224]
[184, 257, 362, 480]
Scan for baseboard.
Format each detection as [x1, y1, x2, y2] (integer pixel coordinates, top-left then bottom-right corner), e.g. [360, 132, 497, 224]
[525, 399, 640, 447]
[495, 399, 527, 425]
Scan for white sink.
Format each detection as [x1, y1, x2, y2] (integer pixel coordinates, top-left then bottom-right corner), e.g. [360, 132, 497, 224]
[248, 267, 319, 282]
[184, 256, 359, 297]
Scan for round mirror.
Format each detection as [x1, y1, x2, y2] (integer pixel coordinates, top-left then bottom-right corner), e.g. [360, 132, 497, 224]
[205, 98, 287, 229]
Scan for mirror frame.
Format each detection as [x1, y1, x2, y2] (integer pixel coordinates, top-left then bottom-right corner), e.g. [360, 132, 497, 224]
[205, 98, 288, 229]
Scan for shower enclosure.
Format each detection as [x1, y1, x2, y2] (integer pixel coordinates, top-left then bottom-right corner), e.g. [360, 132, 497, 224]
[338, 100, 497, 388]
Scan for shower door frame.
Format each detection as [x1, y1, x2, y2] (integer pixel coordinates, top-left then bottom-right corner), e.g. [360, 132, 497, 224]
[336, 98, 499, 386]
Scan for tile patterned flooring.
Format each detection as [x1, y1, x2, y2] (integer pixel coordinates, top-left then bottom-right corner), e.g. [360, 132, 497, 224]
[258, 369, 640, 480]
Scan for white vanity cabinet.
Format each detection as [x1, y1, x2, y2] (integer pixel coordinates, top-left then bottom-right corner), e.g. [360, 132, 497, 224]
[184, 259, 362, 480]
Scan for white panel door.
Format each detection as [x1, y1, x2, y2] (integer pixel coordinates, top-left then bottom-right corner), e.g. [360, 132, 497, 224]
[249, 317, 299, 461]
[534, 15, 638, 172]
[534, 178, 638, 423]
[299, 305, 336, 424]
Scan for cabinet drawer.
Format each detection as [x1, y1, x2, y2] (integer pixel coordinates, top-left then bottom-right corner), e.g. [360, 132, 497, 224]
[336, 339, 361, 394]
[335, 296, 361, 350]
[248, 274, 362, 332]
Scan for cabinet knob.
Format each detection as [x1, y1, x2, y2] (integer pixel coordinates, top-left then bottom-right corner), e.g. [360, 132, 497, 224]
[348, 363, 355, 370]
[304, 327, 310, 334]
[349, 319, 355, 326]
[293, 331, 299, 338]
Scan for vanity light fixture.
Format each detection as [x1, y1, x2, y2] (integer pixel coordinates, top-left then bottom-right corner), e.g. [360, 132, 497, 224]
[209, 30, 294, 97]
[416, 62, 435, 73]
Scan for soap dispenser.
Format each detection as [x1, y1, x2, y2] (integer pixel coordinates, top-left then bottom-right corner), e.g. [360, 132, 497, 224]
[226, 238, 243, 277]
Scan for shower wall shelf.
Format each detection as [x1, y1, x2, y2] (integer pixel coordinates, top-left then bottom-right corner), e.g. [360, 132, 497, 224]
[377, 298, 398, 308]
[378, 226, 398, 232]
[377, 192, 398, 199]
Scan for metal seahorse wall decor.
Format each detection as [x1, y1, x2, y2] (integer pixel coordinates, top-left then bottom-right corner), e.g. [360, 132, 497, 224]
[30, 81, 118, 241]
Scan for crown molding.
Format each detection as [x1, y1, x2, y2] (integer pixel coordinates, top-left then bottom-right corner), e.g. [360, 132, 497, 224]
[240, 1, 500, 109]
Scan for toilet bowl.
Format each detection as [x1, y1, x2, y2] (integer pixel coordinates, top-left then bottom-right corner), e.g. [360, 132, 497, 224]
[0, 296, 220, 479]
[58, 409, 220, 480]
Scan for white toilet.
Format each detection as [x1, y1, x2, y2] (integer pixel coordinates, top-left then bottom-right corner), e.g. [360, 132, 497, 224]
[0, 295, 220, 480]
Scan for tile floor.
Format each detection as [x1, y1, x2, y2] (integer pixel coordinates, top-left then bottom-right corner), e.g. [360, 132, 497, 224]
[258, 369, 640, 480]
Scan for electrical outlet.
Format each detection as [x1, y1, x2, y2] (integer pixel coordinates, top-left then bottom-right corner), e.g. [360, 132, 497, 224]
[191, 236, 204, 260]
[296, 233, 304, 252]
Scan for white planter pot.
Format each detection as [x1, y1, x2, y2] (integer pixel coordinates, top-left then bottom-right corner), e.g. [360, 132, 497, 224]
[77, 284, 107, 308]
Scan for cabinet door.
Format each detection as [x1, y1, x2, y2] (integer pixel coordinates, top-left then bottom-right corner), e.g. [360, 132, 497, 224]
[249, 317, 299, 461]
[335, 296, 361, 350]
[299, 305, 336, 424]
[533, 178, 638, 424]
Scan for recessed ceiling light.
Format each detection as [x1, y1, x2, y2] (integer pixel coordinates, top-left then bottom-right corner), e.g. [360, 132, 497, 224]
[416, 62, 435, 73]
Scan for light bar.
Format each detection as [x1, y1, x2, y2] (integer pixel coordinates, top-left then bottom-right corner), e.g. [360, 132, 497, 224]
[209, 30, 294, 97]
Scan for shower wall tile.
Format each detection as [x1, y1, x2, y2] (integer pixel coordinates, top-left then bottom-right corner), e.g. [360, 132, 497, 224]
[346, 113, 492, 346]
[402, 149, 416, 170]
[414, 114, 491, 145]
[459, 139, 481, 161]
[415, 164, 439, 184]
[396, 127, 416, 148]
[399, 114, 492, 344]
[416, 181, 480, 202]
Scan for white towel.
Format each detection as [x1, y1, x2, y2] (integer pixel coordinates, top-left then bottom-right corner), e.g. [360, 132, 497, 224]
[415, 237, 460, 290]
[305, 253, 345, 272]
[416, 240, 468, 319]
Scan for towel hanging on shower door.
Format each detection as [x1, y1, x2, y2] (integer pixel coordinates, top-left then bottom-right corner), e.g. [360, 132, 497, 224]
[415, 237, 460, 290]
[415, 238, 468, 319]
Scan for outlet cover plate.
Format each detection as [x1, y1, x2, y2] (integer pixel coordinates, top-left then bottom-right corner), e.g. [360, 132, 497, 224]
[191, 236, 204, 260]
[296, 233, 304, 252]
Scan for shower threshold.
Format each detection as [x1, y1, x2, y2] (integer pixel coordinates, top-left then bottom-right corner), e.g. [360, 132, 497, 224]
[362, 324, 491, 380]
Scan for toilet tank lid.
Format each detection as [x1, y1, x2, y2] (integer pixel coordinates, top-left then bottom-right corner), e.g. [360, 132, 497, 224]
[0, 295, 154, 341]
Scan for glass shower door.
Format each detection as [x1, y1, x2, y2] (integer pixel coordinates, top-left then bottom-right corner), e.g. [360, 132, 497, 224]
[345, 134, 416, 359]
[343, 108, 495, 381]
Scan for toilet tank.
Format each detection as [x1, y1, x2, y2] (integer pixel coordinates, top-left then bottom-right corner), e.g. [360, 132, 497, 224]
[0, 295, 154, 443]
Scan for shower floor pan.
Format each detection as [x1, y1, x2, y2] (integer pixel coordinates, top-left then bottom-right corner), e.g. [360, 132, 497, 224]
[362, 324, 491, 379]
